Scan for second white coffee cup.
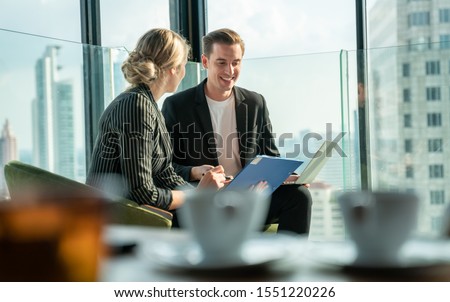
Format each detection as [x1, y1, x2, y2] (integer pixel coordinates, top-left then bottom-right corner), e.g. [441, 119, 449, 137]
[178, 190, 270, 265]
[338, 191, 419, 266]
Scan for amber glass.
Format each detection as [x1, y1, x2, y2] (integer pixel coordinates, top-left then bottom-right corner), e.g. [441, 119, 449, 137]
[0, 193, 105, 281]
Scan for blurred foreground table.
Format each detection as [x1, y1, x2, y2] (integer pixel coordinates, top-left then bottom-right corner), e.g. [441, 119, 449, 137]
[101, 225, 450, 282]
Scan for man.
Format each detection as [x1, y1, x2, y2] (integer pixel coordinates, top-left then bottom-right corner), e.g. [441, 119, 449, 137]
[162, 28, 311, 234]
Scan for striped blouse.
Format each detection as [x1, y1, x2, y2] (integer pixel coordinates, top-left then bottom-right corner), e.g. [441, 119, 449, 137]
[86, 84, 190, 210]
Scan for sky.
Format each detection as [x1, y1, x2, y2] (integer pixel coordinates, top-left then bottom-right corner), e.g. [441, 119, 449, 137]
[0, 0, 358, 151]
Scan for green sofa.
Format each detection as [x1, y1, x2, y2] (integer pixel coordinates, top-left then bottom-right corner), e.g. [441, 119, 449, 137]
[3, 160, 172, 228]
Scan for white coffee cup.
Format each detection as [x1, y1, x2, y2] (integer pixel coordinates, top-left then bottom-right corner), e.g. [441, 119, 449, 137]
[338, 191, 419, 266]
[178, 189, 270, 265]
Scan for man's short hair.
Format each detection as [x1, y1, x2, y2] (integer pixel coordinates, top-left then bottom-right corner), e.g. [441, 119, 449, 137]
[202, 28, 245, 57]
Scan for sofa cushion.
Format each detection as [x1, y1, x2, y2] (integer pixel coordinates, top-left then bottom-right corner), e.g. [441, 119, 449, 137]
[4, 160, 172, 228]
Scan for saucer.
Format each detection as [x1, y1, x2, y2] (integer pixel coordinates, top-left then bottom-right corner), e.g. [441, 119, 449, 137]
[307, 237, 450, 271]
[143, 232, 306, 271]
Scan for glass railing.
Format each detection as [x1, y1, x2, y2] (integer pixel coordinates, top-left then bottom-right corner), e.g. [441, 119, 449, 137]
[4, 29, 448, 239]
[0, 29, 128, 199]
[240, 52, 357, 240]
[344, 42, 450, 237]
[241, 52, 356, 189]
[0, 29, 355, 241]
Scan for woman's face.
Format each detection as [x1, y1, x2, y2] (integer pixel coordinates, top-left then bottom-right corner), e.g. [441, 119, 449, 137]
[166, 56, 187, 93]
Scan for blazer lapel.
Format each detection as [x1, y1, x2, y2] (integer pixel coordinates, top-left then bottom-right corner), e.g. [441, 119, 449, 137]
[234, 87, 248, 168]
[195, 81, 219, 164]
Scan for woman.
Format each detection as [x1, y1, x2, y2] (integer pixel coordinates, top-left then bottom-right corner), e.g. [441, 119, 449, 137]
[86, 28, 226, 211]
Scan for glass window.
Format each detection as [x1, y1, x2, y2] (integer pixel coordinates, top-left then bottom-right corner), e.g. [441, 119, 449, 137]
[406, 188, 416, 194]
[206, 0, 358, 221]
[427, 113, 442, 127]
[406, 165, 414, 178]
[405, 139, 413, 153]
[0, 1, 81, 42]
[403, 88, 411, 102]
[367, 0, 450, 238]
[403, 63, 410, 77]
[0, 31, 102, 186]
[408, 37, 432, 51]
[425, 61, 440, 75]
[439, 8, 450, 23]
[428, 138, 443, 152]
[206, 0, 356, 58]
[431, 216, 443, 232]
[429, 164, 444, 178]
[439, 34, 450, 49]
[426, 87, 441, 101]
[100, 0, 170, 50]
[408, 12, 430, 27]
[404, 114, 412, 127]
[0, 1, 86, 194]
[430, 190, 445, 204]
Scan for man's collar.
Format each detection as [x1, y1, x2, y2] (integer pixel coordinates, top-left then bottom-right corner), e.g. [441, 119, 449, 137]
[196, 78, 245, 105]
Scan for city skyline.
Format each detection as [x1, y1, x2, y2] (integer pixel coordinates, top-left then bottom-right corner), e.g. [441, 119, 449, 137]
[0, 0, 358, 152]
[369, 0, 450, 235]
[32, 45, 76, 179]
[0, 119, 18, 199]
[1, 1, 449, 239]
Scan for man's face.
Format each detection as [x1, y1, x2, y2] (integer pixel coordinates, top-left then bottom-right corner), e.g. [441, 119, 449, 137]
[202, 42, 242, 100]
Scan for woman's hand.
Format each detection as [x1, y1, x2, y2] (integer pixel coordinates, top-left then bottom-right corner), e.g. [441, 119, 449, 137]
[197, 165, 227, 189]
[190, 165, 214, 181]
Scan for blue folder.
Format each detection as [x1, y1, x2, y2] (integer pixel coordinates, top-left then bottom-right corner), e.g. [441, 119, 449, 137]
[223, 155, 304, 193]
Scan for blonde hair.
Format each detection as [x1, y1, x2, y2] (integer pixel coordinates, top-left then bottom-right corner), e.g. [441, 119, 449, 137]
[202, 28, 245, 57]
[122, 28, 190, 87]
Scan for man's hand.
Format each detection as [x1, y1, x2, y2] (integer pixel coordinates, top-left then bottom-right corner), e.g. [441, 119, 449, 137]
[282, 174, 310, 187]
[283, 174, 299, 185]
[190, 165, 214, 181]
[249, 181, 269, 193]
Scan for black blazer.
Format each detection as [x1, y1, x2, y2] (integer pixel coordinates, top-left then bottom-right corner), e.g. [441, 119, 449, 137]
[87, 84, 189, 209]
[162, 79, 279, 181]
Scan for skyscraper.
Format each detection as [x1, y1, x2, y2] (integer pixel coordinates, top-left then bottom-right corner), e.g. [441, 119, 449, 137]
[369, 0, 450, 235]
[32, 45, 75, 179]
[0, 119, 18, 199]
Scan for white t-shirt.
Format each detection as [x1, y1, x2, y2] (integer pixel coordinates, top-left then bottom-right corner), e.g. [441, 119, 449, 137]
[206, 94, 242, 176]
